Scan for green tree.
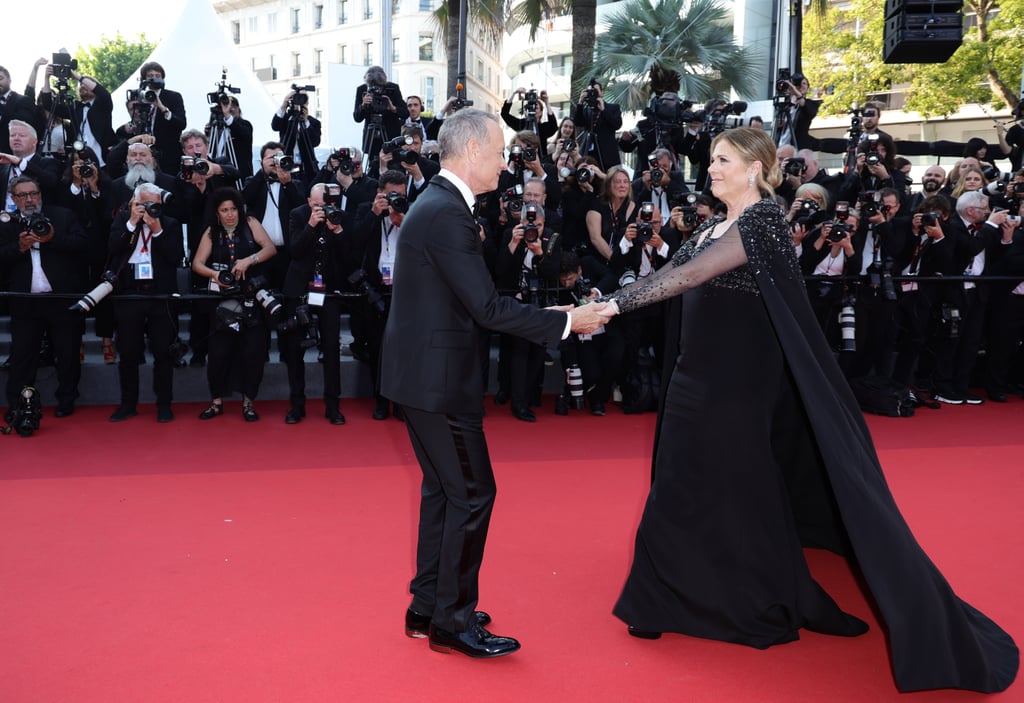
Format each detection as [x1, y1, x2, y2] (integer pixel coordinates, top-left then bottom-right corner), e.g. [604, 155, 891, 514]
[75, 33, 156, 91]
[590, 0, 760, 114]
[429, 0, 507, 97]
[802, 0, 1024, 118]
[504, 0, 599, 95]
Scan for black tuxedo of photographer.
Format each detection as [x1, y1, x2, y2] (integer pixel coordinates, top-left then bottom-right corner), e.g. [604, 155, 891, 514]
[0, 69, 39, 154]
[985, 223, 1024, 400]
[501, 89, 558, 145]
[495, 211, 562, 420]
[775, 75, 821, 152]
[618, 119, 687, 166]
[368, 129, 440, 204]
[572, 84, 623, 169]
[0, 121, 62, 207]
[281, 184, 356, 423]
[631, 153, 689, 214]
[931, 202, 1014, 401]
[38, 73, 117, 167]
[107, 192, 184, 418]
[115, 65, 186, 178]
[271, 97, 322, 185]
[243, 145, 306, 294]
[312, 151, 379, 218]
[353, 74, 408, 165]
[837, 143, 912, 208]
[349, 173, 409, 418]
[779, 152, 842, 208]
[0, 180, 88, 415]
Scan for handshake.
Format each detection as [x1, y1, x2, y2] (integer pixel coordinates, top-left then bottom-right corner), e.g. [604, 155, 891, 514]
[550, 301, 618, 335]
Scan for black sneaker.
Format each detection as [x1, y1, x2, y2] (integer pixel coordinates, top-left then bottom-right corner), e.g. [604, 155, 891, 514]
[962, 392, 985, 405]
[934, 393, 965, 405]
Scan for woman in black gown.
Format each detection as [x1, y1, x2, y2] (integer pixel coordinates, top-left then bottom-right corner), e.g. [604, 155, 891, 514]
[603, 128, 1018, 693]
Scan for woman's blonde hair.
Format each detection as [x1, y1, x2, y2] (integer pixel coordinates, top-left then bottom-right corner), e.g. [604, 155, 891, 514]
[710, 127, 783, 198]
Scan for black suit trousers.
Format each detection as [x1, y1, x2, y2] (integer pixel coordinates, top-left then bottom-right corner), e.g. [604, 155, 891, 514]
[113, 297, 178, 406]
[6, 298, 84, 409]
[283, 297, 342, 405]
[403, 406, 496, 633]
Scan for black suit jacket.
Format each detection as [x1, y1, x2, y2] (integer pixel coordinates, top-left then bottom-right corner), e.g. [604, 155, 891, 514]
[39, 83, 117, 161]
[107, 210, 184, 293]
[380, 175, 566, 414]
[501, 101, 557, 144]
[0, 91, 39, 153]
[149, 89, 187, 176]
[243, 171, 306, 239]
[0, 204, 89, 293]
[0, 155, 63, 204]
[573, 101, 624, 168]
[353, 83, 408, 149]
[282, 203, 355, 297]
[271, 112, 322, 182]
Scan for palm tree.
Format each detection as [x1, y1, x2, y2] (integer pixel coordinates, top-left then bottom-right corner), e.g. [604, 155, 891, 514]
[505, 0, 598, 96]
[428, 0, 507, 98]
[591, 0, 760, 114]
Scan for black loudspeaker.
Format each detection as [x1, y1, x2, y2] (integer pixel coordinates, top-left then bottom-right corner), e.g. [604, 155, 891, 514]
[883, 0, 963, 63]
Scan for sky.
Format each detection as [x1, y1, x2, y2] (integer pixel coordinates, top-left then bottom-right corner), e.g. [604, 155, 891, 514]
[4, 0, 188, 87]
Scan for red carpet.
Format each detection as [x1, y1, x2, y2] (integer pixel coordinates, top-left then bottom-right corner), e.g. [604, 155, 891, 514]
[1, 398, 1022, 702]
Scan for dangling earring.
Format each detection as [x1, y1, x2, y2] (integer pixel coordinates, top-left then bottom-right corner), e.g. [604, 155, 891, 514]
[748, 174, 756, 188]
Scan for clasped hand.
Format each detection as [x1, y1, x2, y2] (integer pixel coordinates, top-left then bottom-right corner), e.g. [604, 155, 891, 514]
[549, 302, 617, 334]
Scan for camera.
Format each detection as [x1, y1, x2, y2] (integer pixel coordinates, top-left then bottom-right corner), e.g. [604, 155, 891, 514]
[503, 184, 524, 213]
[77, 161, 95, 179]
[582, 78, 601, 110]
[647, 153, 664, 186]
[636, 202, 655, 243]
[864, 134, 881, 166]
[278, 303, 320, 349]
[867, 257, 898, 301]
[838, 298, 856, 352]
[272, 153, 297, 175]
[703, 99, 747, 136]
[508, 144, 537, 170]
[139, 77, 164, 104]
[562, 137, 577, 153]
[14, 213, 52, 236]
[207, 70, 241, 108]
[51, 51, 78, 83]
[321, 183, 346, 225]
[574, 166, 592, 184]
[366, 84, 392, 114]
[522, 203, 541, 243]
[383, 135, 418, 165]
[69, 270, 117, 314]
[142, 201, 163, 218]
[784, 157, 806, 177]
[288, 84, 314, 114]
[385, 191, 409, 214]
[179, 155, 210, 180]
[828, 201, 851, 242]
[775, 68, 792, 95]
[348, 268, 386, 314]
[859, 191, 880, 218]
[6, 386, 43, 438]
[920, 210, 941, 228]
[647, 94, 696, 126]
[332, 147, 356, 175]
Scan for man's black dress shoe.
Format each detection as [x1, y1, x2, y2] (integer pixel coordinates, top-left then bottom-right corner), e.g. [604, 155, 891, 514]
[428, 623, 520, 658]
[627, 625, 662, 640]
[325, 407, 346, 425]
[109, 406, 138, 422]
[156, 404, 174, 423]
[55, 403, 75, 418]
[988, 390, 1008, 403]
[494, 390, 509, 405]
[372, 397, 389, 421]
[511, 405, 536, 422]
[285, 407, 305, 424]
[405, 609, 492, 638]
[554, 395, 569, 415]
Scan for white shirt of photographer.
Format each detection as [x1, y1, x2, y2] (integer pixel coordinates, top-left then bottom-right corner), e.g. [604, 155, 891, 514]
[379, 219, 400, 285]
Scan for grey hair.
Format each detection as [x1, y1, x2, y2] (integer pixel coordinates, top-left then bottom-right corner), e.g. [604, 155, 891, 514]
[956, 190, 989, 216]
[364, 65, 387, 86]
[438, 109, 499, 163]
[9, 119, 37, 139]
[134, 182, 166, 201]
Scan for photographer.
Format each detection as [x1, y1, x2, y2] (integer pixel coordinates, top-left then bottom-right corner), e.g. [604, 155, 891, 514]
[0, 65, 41, 154]
[931, 191, 1014, 405]
[552, 251, 624, 416]
[271, 87, 322, 184]
[775, 72, 820, 151]
[242, 142, 305, 295]
[844, 188, 909, 379]
[665, 192, 715, 242]
[798, 198, 856, 343]
[206, 95, 254, 181]
[909, 165, 951, 211]
[558, 156, 605, 258]
[497, 130, 561, 212]
[0, 176, 88, 418]
[631, 148, 689, 220]
[781, 149, 841, 205]
[495, 202, 562, 421]
[281, 182, 355, 425]
[114, 62, 186, 177]
[550, 117, 578, 176]
[837, 133, 910, 209]
[353, 66, 408, 165]
[573, 80, 623, 169]
[585, 165, 636, 265]
[1, 120, 61, 208]
[618, 92, 689, 160]
[350, 170, 409, 420]
[191, 187, 277, 422]
[38, 65, 116, 167]
[402, 95, 437, 143]
[985, 199, 1024, 401]
[501, 87, 557, 144]
[106, 183, 184, 423]
[374, 126, 440, 203]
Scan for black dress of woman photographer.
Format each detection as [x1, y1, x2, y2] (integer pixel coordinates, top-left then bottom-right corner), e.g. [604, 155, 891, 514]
[606, 181, 1018, 690]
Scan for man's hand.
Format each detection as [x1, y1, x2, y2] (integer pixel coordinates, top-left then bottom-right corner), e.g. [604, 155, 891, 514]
[371, 192, 390, 216]
[567, 302, 616, 334]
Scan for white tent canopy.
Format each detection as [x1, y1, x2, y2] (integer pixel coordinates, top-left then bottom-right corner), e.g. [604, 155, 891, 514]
[113, 0, 280, 174]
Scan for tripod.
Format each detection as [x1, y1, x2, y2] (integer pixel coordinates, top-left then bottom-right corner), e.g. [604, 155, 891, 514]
[41, 79, 78, 160]
[771, 94, 794, 147]
[281, 106, 319, 178]
[360, 113, 387, 172]
[207, 106, 241, 189]
[576, 102, 604, 170]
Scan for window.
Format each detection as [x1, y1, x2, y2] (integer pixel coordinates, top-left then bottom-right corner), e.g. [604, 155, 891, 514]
[364, 41, 373, 66]
[314, 49, 324, 74]
[418, 35, 433, 61]
[292, 51, 302, 77]
[363, 0, 373, 20]
[314, 5, 323, 29]
[392, 0, 401, 14]
[291, 8, 300, 33]
[231, 20, 240, 44]
[338, 0, 348, 24]
[267, 12, 278, 32]
[552, 55, 572, 77]
[339, 44, 348, 64]
[392, 37, 400, 63]
[476, 59, 483, 81]
[424, 77, 435, 112]
[419, 0, 434, 10]
[248, 16, 258, 33]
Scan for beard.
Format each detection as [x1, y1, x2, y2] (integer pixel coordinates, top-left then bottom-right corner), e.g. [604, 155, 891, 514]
[923, 180, 941, 193]
[126, 162, 157, 186]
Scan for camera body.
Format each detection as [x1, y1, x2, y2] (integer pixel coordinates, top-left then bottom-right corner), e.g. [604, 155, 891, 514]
[385, 191, 409, 215]
[52, 52, 78, 81]
[864, 134, 882, 166]
[828, 201, 851, 242]
[332, 147, 356, 175]
[920, 211, 941, 228]
[522, 203, 541, 243]
[784, 157, 806, 178]
[383, 135, 418, 165]
[179, 155, 210, 181]
[775, 68, 792, 95]
[503, 184, 524, 213]
[366, 84, 391, 113]
[562, 137, 577, 153]
[859, 191, 880, 219]
[348, 268, 386, 314]
[636, 202, 656, 243]
[647, 153, 665, 186]
[322, 183, 345, 225]
[508, 144, 537, 170]
[288, 84, 314, 114]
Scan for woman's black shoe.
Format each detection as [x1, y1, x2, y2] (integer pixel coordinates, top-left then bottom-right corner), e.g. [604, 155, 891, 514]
[242, 402, 259, 422]
[198, 403, 223, 420]
[627, 625, 662, 640]
[285, 407, 305, 424]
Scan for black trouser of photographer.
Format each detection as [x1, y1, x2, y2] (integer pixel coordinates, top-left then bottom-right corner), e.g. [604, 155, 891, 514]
[806, 279, 844, 346]
[892, 290, 937, 388]
[188, 274, 215, 359]
[113, 297, 178, 408]
[206, 316, 267, 400]
[949, 287, 987, 396]
[509, 334, 546, 411]
[283, 296, 343, 409]
[931, 287, 980, 396]
[842, 283, 897, 379]
[5, 298, 84, 412]
[618, 304, 665, 388]
[356, 289, 392, 399]
[986, 291, 1024, 395]
[87, 258, 115, 339]
[558, 327, 625, 406]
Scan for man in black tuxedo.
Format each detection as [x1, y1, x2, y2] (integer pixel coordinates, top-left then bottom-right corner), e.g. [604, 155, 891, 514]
[109, 142, 177, 212]
[0, 176, 89, 417]
[380, 109, 614, 658]
[272, 89, 322, 184]
[206, 96, 255, 182]
[374, 126, 440, 203]
[573, 80, 623, 169]
[243, 141, 306, 292]
[38, 68, 116, 167]
[1, 120, 62, 208]
[114, 62, 186, 177]
[106, 183, 184, 423]
[354, 66, 408, 167]
[402, 95, 437, 144]
[0, 66, 39, 154]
